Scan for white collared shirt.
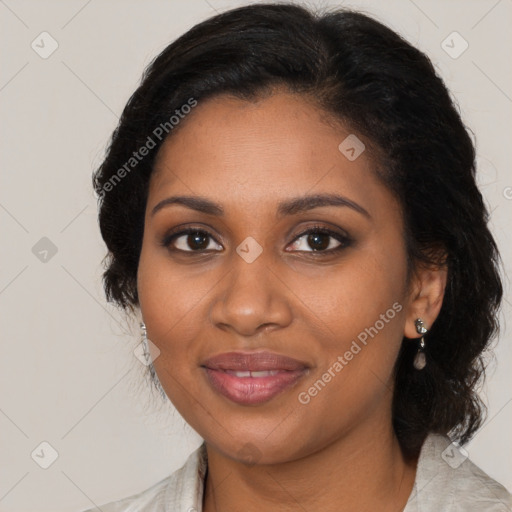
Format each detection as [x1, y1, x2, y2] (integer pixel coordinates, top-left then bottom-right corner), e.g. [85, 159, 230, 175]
[81, 434, 512, 511]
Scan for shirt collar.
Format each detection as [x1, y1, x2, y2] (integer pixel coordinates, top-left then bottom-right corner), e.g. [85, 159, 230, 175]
[166, 434, 510, 512]
[164, 442, 208, 512]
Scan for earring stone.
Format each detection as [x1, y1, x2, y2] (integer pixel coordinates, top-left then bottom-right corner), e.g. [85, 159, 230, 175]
[415, 318, 428, 335]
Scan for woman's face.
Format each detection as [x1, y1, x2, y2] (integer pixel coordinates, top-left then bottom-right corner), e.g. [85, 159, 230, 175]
[137, 91, 419, 463]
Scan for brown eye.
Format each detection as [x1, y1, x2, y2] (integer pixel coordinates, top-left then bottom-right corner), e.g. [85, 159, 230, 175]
[287, 227, 351, 253]
[163, 228, 222, 252]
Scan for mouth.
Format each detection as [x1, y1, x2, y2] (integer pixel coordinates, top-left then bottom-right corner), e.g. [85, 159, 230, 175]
[201, 351, 309, 406]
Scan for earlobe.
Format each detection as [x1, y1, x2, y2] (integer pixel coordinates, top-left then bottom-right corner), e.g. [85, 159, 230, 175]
[404, 262, 448, 339]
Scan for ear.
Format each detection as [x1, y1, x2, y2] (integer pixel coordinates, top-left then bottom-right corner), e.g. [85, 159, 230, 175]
[404, 260, 448, 339]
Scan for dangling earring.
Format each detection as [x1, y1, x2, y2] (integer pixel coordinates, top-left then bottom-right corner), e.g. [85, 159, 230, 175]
[139, 322, 167, 400]
[413, 318, 428, 370]
[140, 322, 151, 365]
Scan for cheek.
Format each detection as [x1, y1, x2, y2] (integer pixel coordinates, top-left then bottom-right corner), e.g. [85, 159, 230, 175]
[299, 241, 408, 407]
[137, 242, 198, 348]
[137, 246, 207, 407]
[303, 249, 407, 342]
[136, 239, 226, 389]
[137, 228, 212, 319]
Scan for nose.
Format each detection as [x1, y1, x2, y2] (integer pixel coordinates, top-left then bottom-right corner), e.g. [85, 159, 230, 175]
[209, 252, 293, 337]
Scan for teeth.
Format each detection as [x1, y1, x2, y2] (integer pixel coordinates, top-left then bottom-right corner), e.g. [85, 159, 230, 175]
[251, 370, 279, 377]
[227, 370, 280, 378]
[233, 371, 251, 378]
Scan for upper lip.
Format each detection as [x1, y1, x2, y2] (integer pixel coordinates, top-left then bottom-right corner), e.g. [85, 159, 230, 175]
[202, 351, 309, 372]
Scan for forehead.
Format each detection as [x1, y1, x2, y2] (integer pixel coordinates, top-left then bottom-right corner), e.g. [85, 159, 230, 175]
[149, 92, 387, 215]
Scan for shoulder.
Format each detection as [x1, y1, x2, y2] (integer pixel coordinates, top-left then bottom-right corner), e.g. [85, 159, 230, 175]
[79, 443, 207, 512]
[405, 434, 512, 512]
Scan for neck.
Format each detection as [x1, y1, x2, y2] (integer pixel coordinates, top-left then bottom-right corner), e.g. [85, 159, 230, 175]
[202, 417, 418, 512]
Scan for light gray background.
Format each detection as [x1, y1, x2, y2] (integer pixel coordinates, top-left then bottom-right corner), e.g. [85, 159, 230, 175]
[1, 1, 511, 510]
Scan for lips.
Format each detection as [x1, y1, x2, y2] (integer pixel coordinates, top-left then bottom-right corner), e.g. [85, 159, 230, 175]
[201, 351, 309, 406]
[202, 351, 308, 372]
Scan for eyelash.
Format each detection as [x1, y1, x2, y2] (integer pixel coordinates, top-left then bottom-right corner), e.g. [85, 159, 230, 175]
[161, 225, 352, 256]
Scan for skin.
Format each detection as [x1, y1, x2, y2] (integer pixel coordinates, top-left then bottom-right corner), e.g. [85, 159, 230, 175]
[136, 90, 447, 512]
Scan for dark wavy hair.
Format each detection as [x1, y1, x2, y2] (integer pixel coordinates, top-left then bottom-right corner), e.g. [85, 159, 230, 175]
[93, 3, 503, 458]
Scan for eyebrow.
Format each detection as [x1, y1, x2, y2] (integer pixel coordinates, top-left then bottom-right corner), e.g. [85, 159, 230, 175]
[151, 193, 371, 219]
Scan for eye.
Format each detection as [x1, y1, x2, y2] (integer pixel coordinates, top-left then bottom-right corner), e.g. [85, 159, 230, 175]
[162, 228, 222, 252]
[287, 226, 351, 253]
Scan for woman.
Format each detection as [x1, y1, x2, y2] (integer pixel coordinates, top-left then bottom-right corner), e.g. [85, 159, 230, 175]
[85, 3, 511, 511]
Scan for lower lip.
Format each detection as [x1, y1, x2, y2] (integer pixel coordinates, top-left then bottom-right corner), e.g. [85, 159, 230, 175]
[203, 368, 308, 405]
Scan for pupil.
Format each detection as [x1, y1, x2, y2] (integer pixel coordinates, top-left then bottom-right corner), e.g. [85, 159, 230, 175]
[308, 233, 329, 251]
[188, 232, 208, 250]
